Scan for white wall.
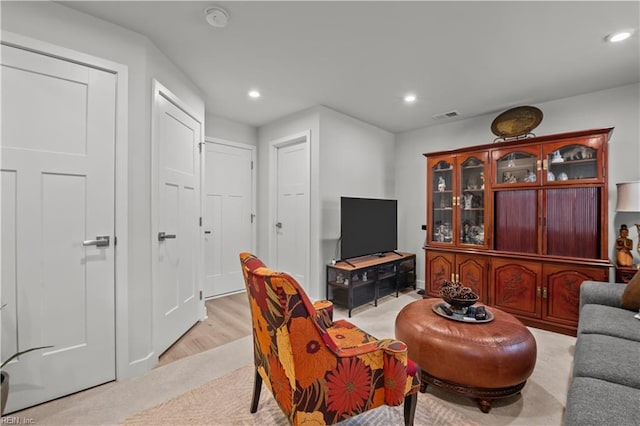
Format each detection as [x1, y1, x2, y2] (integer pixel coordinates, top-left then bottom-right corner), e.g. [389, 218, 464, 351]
[205, 114, 258, 145]
[257, 106, 395, 300]
[395, 83, 640, 287]
[318, 107, 395, 286]
[1, 1, 206, 378]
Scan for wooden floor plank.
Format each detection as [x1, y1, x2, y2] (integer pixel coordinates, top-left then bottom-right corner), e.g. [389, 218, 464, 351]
[157, 292, 251, 368]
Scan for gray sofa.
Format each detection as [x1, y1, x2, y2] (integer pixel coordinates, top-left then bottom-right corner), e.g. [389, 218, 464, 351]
[564, 281, 640, 425]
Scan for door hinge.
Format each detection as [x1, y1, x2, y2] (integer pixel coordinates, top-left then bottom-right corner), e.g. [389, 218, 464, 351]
[198, 141, 205, 154]
[114, 236, 117, 246]
[199, 290, 203, 300]
[251, 213, 255, 223]
[199, 216, 202, 226]
[251, 160, 254, 170]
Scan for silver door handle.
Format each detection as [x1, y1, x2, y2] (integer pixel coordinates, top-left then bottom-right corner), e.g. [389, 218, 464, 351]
[158, 232, 177, 241]
[275, 222, 282, 229]
[83, 236, 110, 247]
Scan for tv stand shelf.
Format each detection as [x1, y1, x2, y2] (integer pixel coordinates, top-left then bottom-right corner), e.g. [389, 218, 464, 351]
[326, 252, 416, 317]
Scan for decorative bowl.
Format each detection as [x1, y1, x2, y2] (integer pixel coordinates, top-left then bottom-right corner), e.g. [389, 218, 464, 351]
[441, 295, 479, 315]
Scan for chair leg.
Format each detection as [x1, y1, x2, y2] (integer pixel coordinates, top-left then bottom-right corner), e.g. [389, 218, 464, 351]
[403, 392, 417, 426]
[250, 369, 263, 413]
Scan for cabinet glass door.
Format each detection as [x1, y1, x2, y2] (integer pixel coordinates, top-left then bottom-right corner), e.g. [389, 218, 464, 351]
[431, 159, 454, 244]
[544, 142, 601, 184]
[459, 154, 486, 246]
[492, 147, 539, 187]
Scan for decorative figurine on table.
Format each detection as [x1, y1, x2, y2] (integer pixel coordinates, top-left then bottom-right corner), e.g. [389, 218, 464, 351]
[438, 176, 446, 192]
[615, 224, 634, 267]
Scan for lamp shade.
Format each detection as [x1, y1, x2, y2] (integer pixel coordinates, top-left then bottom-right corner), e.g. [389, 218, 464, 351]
[616, 181, 640, 212]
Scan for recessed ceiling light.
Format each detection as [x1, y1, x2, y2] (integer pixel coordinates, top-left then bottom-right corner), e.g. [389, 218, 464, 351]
[605, 30, 633, 43]
[248, 90, 261, 99]
[404, 94, 417, 103]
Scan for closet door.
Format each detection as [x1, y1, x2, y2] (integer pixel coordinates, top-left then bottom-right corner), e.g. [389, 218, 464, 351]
[1, 44, 116, 412]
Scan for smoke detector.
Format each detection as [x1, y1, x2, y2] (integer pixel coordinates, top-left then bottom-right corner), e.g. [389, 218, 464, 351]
[205, 6, 229, 28]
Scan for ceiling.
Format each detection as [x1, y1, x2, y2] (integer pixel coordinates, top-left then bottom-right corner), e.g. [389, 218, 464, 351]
[59, 1, 640, 134]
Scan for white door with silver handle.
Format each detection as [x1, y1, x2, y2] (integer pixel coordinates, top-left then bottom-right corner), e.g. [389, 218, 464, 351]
[1, 44, 117, 412]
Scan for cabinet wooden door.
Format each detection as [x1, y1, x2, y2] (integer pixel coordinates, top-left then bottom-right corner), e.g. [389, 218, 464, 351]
[492, 258, 542, 318]
[427, 156, 456, 247]
[458, 152, 490, 248]
[425, 251, 454, 297]
[494, 189, 540, 254]
[491, 146, 540, 188]
[542, 136, 605, 185]
[543, 264, 608, 325]
[425, 251, 488, 302]
[544, 187, 602, 259]
[456, 253, 489, 303]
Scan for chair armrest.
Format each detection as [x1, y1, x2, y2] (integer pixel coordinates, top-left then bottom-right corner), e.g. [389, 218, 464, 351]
[313, 300, 334, 328]
[580, 281, 625, 311]
[331, 338, 409, 358]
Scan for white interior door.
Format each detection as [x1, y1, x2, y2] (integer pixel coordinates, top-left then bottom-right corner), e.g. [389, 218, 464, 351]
[154, 88, 202, 355]
[203, 141, 254, 298]
[275, 142, 309, 286]
[1, 45, 116, 412]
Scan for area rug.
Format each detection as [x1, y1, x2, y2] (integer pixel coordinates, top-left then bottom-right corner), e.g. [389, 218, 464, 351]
[123, 364, 480, 426]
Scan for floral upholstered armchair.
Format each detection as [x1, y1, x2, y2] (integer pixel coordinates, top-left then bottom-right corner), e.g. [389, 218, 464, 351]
[239, 252, 420, 426]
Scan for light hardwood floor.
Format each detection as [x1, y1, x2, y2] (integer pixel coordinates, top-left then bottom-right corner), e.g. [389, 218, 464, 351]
[157, 291, 252, 367]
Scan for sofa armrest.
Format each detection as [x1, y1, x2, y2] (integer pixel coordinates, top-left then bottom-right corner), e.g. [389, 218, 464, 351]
[580, 281, 626, 311]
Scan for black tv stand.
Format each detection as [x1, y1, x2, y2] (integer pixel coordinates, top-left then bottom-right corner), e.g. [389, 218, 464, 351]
[337, 258, 356, 267]
[326, 252, 417, 317]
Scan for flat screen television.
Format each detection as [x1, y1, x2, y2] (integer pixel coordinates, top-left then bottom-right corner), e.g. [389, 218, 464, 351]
[340, 197, 398, 260]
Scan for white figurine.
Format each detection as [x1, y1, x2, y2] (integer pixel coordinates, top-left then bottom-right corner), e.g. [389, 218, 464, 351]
[438, 176, 446, 192]
[463, 192, 473, 209]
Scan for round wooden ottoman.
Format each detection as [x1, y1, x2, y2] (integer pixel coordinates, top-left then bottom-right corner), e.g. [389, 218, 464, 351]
[395, 298, 537, 413]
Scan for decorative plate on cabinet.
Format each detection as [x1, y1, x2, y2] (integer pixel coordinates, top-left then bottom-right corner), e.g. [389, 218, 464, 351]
[491, 106, 543, 138]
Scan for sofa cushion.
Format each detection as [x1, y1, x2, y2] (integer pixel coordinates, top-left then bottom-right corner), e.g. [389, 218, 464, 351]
[622, 269, 640, 311]
[565, 377, 640, 426]
[579, 281, 625, 311]
[578, 304, 640, 342]
[573, 334, 640, 389]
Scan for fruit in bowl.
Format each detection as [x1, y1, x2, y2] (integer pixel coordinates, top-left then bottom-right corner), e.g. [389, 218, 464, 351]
[439, 281, 479, 314]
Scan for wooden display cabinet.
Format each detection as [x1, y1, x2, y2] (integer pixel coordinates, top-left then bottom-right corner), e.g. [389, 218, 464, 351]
[424, 128, 613, 336]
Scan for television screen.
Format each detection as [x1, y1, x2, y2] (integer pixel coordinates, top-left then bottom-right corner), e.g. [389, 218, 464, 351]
[340, 197, 397, 259]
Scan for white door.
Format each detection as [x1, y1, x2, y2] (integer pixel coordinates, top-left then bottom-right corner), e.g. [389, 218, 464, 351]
[203, 141, 254, 298]
[275, 142, 309, 286]
[1, 45, 116, 412]
[154, 89, 202, 355]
